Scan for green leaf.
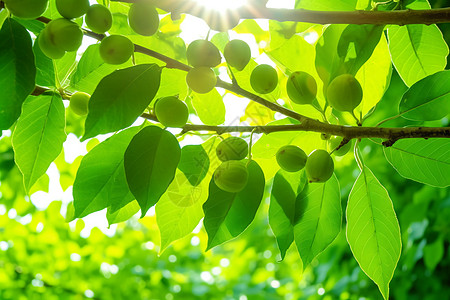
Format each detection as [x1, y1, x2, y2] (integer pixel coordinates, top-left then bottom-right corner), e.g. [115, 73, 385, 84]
[156, 137, 218, 252]
[346, 166, 401, 300]
[423, 237, 444, 271]
[388, 24, 449, 87]
[398, 70, 450, 121]
[106, 200, 140, 226]
[177, 145, 210, 186]
[12, 93, 66, 192]
[203, 160, 265, 250]
[0, 18, 36, 130]
[191, 89, 226, 126]
[70, 44, 132, 94]
[124, 126, 181, 216]
[296, 0, 357, 10]
[82, 64, 162, 141]
[337, 25, 384, 75]
[294, 174, 341, 268]
[33, 35, 56, 88]
[383, 139, 450, 188]
[73, 127, 139, 218]
[269, 169, 307, 260]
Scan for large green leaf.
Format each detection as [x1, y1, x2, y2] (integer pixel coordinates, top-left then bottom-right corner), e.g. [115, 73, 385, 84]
[12, 93, 66, 192]
[0, 18, 36, 130]
[384, 139, 450, 188]
[347, 166, 401, 300]
[82, 64, 162, 141]
[269, 169, 307, 260]
[337, 24, 384, 75]
[156, 137, 218, 253]
[73, 127, 139, 218]
[191, 89, 226, 126]
[398, 70, 450, 121]
[106, 200, 140, 226]
[177, 144, 210, 186]
[70, 44, 132, 94]
[388, 24, 449, 87]
[124, 126, 181, 216]
[203, 160, 265, 250]
[294, 174, 341, 268]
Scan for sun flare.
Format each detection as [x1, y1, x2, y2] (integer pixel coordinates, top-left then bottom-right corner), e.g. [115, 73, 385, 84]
[193, 0, 245, 11]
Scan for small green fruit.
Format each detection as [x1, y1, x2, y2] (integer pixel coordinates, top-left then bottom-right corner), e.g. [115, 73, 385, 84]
[154, 96, 189, 128]
[186, 67, 217, 94]
[250, 64, 278, 94]
[276, 145, 307, 172]
[216, 137, 248, 162]
[69, 92, 90, 116]
[99, 35, 134, 65]
[326, 74, 363, 112]
[286, 71, 317, 105]
[186, 40, 221, 68]
[55, 0, 90, 19]
[46, 18, 83, 52]
[38, 29, 65, 59]
[329, 137, 352, 156]
[224, 40, 251, 71]
[305, 149, 334, 183]
[214, 160, 249, 193]
[85, 4, 112, 34]
[206, 11, 240, 32]
[4, 0, 48, 19]
[128, 2, 159, 36]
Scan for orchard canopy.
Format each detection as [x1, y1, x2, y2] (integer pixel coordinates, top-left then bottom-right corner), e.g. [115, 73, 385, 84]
[0, 0, 450, 299]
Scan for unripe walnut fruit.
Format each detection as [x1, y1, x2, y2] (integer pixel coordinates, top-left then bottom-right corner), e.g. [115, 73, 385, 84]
[224, 40, 251, 71]
[99, 35, 134, 65]
[250, 64, 278, 94]
[305, 149, 334, 183]
[4, 0, 48, 19]
[128, 2, 159, 36]
[69, 92, 90, 116]
[286, 71, 317, 105]
[276, 145, 307, 172]
[38, 29, 65, 59]
[329, 137, 352, 157]
[85, 4, 112, 34]
[46, 18, 83, 52]
[216, 137, 248, 162]
[55, 0, 90, 19]
[154, 96, 189, 128]
[326, 74, 363, 112]
[214, 161, 249, 193]
[186, 67, 217, 94]
[186, 40, 221, 68]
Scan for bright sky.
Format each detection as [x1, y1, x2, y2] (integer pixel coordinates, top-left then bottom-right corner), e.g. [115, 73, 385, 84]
[3, 0, 296, 237]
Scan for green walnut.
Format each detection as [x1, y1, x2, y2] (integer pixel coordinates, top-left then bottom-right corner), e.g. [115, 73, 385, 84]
[186, 67, 217, 94]
[38, 29, 65, 59]
[214, 160, 249, 193]
[276, 145, 307, 172]
[206, 11, 240, 32]
[224, 40, 251, 71]
[128, 2, 159, 36]
[4, 0, 48, 19]
[85, 4, 112, 34]
[186, 40, 221, 68]
[326, 74, 363, 112]
[250, 64, 278, 94]
[286, 71, 317, 105]
[154, 96, 189, 128]
[99, 35, 134, 65]
[69, 92, 90, 116]
[55, 0, 90, 19]
[216, 137, 248, 162]
[305, 149, 334, 183]
[46, 18, 83, 52]
[329, 136, 352, 157]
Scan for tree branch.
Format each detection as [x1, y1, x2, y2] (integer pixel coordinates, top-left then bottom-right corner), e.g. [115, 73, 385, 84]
[112, 0, 450, 25]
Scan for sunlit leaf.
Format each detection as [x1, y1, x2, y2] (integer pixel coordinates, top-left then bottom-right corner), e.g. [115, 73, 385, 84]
[12, 93, 66, 192]
[177, 144, 210, 186]
[384, 139, 450, 188]
[124, 126, 181, 216]
[347, 166, 401, 300]
[106, 200, 140, 226]
[191, 89, 226, 126]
